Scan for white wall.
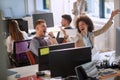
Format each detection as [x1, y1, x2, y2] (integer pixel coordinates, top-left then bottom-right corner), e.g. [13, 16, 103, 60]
[0, 0, 35, 18]
[36, 0, 43, 11]
[114, 0, 120, 50]
[50, 0, 76, 27]
[28, 0, 35, 15]
[50, 0, 64, 26]
[0, 0, 25, 18]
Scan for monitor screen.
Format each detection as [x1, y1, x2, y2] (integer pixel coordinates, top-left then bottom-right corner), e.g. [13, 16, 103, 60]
[116, 27, 120, 57]
[32, 12, 54, 28]
[49, 47, 92, 78]
[38, 42, 75, 71]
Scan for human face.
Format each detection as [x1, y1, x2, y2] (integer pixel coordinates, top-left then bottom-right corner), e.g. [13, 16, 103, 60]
[61, 18, 67, 27]
[78, 21, 88, 33]
[36, 23, 47, 37]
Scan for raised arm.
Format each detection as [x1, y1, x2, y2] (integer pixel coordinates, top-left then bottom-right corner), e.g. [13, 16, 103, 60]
[110, 9, 120, 19]
[94, 9, 120, 36]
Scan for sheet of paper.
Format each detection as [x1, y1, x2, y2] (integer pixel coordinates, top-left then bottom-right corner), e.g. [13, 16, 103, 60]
[59, 29, 77, 38]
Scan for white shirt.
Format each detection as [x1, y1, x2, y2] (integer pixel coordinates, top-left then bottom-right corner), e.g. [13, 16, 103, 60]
[6, 31, 29, 53]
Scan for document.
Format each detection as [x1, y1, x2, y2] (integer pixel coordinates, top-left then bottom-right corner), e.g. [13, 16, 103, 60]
[59, 29, 77, 38]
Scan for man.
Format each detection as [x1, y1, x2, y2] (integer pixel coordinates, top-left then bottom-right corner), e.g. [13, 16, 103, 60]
[57, 14, 73, 43]
[29, 19, 57, 56]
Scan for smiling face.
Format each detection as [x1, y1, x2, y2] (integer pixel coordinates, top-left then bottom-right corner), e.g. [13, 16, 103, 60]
[78, 21, 88, 33]
[36, 23, 47, 37]
[76, 16, 94, 33]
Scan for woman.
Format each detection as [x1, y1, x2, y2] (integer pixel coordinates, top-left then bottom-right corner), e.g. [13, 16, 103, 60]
[6, 20, 28, 54]
[64, 9, 120, 48]
[72, 0, 87, 16]
[72, 0, 87, 26]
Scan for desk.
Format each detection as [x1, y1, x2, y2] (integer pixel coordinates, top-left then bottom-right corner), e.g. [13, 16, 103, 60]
[7, 65, 63, 80]
[7, 64, 52, 80]
[8, 51, 116, 80]
[8, 64, 38, 80]
[8, 64, 120, 80]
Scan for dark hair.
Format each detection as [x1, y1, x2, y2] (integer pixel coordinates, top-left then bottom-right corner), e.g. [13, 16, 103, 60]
[35, 19, 46, 28]
[76, 15, 94, 33]
[62, 14, 72, 24]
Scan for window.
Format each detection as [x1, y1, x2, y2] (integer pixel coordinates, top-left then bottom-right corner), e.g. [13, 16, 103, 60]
[35, 0, 50, 11]
[87, 0, 99, 17]
[87, 0, 114, 18]
[43, 0, 50, 10]
[105, 0, 114, 18]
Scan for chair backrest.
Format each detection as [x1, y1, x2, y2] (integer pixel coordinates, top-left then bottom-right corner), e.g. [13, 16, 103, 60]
[13, 39, 31, 66]
[75, 65, 88, 80]
[26, 50, 36, 65]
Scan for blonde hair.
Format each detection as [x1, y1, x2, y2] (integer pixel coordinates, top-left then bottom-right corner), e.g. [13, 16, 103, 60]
[9, 20, 24, 40]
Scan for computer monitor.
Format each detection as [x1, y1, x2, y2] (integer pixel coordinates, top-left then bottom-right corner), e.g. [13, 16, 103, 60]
[32, 12, 54, 28]
[38, 42, 75, 71]
[49, 47, 92, 78]
[116, 27, 120, 57]
[49, 42, 74, 51]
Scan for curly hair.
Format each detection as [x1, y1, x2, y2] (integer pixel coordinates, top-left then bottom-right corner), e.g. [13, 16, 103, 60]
[76, 15, 94, 33]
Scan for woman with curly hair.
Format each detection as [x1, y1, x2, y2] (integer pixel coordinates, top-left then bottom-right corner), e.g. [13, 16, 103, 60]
[63, 9, 120, 48]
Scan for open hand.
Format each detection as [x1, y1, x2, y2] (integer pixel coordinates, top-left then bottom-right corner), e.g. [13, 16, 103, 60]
[110, 9, 120, 19]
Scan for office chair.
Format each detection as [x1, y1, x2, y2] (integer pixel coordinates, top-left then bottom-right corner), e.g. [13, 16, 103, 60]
[13, 39, 31, 67]
[75, 66, 98, 80]
[26, 50, 36, 65]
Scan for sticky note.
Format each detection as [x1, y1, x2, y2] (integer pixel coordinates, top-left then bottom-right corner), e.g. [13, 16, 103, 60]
[40, 48, 49, 56]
